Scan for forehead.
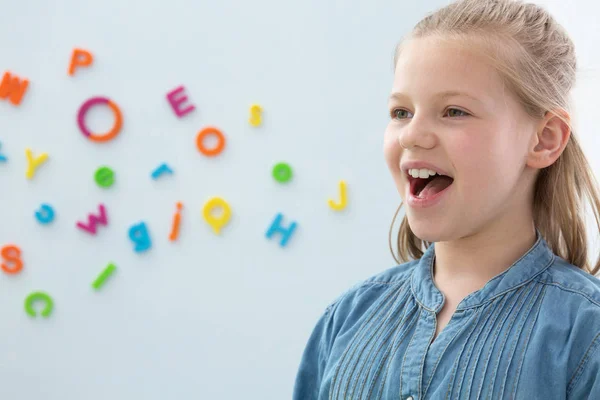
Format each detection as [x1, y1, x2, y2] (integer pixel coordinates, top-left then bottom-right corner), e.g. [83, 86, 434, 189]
[392, 37, 504, 107]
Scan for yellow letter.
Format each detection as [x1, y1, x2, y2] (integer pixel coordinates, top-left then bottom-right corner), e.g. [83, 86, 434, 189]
[25, 148, 49, 179]
[203, 197, 231, 235]
[328, 180, 347, 211]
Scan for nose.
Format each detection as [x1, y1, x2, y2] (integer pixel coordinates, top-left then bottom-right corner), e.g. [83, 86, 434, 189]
[397, 114, 435, 150]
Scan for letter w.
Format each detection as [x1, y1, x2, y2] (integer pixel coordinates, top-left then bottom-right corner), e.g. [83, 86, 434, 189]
[0, 71, 29, 106]
[77, 204, 108, 234]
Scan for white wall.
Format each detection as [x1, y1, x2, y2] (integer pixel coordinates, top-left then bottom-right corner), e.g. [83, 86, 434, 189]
[0, 0, 597, 399]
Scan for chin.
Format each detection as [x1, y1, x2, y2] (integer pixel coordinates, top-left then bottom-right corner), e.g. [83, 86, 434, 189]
[406, 216, 453, 244]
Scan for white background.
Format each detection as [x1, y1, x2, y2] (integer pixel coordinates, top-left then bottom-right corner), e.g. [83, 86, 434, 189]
[0, 0, 598, 399]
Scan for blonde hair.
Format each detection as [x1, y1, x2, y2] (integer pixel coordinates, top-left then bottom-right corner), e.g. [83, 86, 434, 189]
[388, 0, 600, 276]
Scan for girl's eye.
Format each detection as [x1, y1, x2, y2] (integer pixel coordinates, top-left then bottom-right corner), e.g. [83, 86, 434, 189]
[390, 108, 470, 120]
[446, 108, 469, 118]
[391, 109, 412, 120]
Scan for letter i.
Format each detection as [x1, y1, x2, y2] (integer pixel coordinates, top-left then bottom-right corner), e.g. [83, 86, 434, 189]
[169, 202, 183, 241]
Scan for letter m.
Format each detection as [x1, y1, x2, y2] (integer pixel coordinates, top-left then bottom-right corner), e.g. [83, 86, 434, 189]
[0, 71, 29, 106]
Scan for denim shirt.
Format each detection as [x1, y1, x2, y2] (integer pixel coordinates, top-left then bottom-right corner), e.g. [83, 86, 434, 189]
[293, 229, 600, 399]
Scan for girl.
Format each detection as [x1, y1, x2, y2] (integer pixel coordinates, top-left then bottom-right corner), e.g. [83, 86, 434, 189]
[293, 0, 600, 399]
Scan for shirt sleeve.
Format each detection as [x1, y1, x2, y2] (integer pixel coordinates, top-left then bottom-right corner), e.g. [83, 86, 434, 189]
[567, 333, 600, 399]
[292, 303, 335, 400]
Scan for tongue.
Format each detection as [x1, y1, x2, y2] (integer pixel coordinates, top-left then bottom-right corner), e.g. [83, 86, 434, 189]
[418, 176, 453, 198]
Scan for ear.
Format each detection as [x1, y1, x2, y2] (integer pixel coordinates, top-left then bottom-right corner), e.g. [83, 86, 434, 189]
[527, 109, 571, 170]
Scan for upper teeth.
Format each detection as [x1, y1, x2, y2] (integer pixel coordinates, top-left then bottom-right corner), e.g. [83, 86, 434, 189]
[409, 168, 439, 179]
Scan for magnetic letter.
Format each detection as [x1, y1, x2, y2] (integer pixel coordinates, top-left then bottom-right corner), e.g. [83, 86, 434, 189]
[328, 180, 348, 211]
[166, 86, 195, 118]
[77, 97, 123, 142]
[94, 166, 115, 188]
[151, 163, 173, 180]
[196, 126, 226, 157]
[169, 202, 183, 241]
[25, 148, 48, 180]
[129, 222, 152, 252]
[35, 204, 55, 224]
[0, 71, 29, 106]
[202, 197, 231, 235]
[265, 213, 297, 247]
[1, 244, 23, 274]
[24, 292, 53, 317]
[69, 48, 94, 76]
[0, 141, 7, 162]
[76, 204, 108, 234]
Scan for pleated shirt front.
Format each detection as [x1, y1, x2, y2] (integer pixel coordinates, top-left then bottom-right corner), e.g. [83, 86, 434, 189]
[293, 230, 600, 399]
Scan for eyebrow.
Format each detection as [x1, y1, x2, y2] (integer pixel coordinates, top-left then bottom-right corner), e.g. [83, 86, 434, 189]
[388, 90, 484, 104]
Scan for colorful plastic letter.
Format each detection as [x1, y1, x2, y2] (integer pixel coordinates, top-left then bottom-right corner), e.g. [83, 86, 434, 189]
[196, 126, 226, 157]
[76, 204, 108, 234]
[69, 48, 94, 76]
[94, 166, 115, 188]
[129, 222, 152, 252]
[249, 104, 263, 127]
[24, 292, 53, 317]
[0, 71, 29, 106]
[1, 244, 23, 274]
[328, 180, 348, 211]
[92, 262, 116, 290]
[202, 197, 231, 235]
[169, 202, 183, 241]
[0, 141, 6, 162]
[77, 97, 123, 142]
[166, 86, 195, 118]
[265, 213, 297, 247]
[35, 204, 55, 224]
[151, 163, 173, 180]
[25, 148, 49, 179]
[272, 162, 292, 183]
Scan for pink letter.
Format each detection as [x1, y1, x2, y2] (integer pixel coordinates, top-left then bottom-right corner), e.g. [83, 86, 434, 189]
[76, 204, 108, 234]
[166, 86, 195, 118]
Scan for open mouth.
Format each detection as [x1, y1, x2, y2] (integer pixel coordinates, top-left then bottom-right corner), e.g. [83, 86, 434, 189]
[409, 174, 454, 198]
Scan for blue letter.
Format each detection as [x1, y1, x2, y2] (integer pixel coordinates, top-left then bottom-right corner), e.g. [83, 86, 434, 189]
[128, 222, 152, 252]
[35, 204, 55, 224]
[265, 213, 297, 247]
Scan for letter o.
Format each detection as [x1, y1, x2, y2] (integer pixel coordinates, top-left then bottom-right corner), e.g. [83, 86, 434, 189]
[196, 126, 225, 157]
[77, 97, 123, 143]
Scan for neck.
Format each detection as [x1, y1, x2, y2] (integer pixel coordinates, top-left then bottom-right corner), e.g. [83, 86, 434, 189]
[432, 219, 537, 293]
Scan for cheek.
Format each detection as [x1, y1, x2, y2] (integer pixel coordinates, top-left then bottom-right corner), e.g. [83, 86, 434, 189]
[383, 131, 399, 169]
[455, 137, 516, 198]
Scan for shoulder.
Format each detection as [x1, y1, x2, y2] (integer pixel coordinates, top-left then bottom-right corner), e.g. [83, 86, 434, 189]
[324, 259, 419, 318]
[535, 255, 600, 307]
[532, 256, 600, 394]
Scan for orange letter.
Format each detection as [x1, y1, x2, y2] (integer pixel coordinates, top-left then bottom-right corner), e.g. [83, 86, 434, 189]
[196, 126, 226, 157]
[0, 71, 29, 106]
[69, 48, 94, 76]
[169, 202, 183, 241]
[1, 244, 23, 274]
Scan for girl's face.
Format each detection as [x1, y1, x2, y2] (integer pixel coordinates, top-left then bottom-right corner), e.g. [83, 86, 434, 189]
[384, 36, 539, 243]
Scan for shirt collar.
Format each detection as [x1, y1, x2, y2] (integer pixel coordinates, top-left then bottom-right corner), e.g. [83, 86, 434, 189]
[410, 228, 555, 312]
